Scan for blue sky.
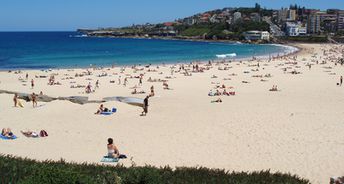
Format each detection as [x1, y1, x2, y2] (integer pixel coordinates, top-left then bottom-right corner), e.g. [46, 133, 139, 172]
[1, 0, 343, 31]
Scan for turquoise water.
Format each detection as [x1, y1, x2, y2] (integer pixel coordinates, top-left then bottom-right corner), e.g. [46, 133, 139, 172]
[0, 32, 292, 69]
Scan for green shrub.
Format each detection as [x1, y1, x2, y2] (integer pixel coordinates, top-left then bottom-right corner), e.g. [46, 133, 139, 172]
[281, 36, 328, 43]
[0, 154, 309, 184]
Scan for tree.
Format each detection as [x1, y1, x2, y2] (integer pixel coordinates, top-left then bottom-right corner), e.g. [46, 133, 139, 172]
[255, 3, 261, 12]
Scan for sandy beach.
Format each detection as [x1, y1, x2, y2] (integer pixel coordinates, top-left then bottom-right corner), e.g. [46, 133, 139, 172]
[0, 43, 343, 184]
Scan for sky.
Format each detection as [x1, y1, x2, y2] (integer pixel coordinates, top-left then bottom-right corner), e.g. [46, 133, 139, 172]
[1, 0, 344, 31]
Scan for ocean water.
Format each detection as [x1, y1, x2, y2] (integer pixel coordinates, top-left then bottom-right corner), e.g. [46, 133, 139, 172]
[0, 32, 293, 69]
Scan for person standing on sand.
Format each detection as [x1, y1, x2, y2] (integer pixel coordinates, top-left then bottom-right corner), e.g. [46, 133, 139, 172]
[139, 76, 142, 86]
[31, 93, 37, 108]
[13, 93, 18, 107]
[141, 96, 149, 116]
[31, 79, 34, 89]
[340, 76, 343, 86]
[95, 80, 99, 89]
[150, 85, 155, 97]
[25, 73, 28, 80]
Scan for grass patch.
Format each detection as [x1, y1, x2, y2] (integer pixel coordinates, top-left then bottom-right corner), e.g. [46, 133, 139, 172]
[0, 154, 309, 184]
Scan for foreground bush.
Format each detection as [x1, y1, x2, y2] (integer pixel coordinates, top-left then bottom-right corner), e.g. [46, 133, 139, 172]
[0, 154, 309, 184]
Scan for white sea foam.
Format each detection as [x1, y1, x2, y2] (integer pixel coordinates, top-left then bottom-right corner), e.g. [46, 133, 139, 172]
[269, 44, 299, 55]
[69, 34, 88, 38]
[216, 53, 237, 58]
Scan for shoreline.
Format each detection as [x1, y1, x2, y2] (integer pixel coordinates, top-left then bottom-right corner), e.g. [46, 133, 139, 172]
[0, 42, 299, 72]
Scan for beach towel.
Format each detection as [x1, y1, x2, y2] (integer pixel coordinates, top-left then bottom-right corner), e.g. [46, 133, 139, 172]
[101, 156, 119, 163]
[100, 108, 116, 115]
[0, 134, 17, 140]
[100, 112, 113, 115]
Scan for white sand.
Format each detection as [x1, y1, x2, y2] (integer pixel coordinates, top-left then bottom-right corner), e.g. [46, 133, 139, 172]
[0, 43, 344, 183]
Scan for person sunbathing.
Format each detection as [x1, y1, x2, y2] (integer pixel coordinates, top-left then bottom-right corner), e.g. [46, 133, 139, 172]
[1, 128, 14, 138]
[131, 88, 146, 94]
[95, 104, 105, 114]
[211, 98, 222, 103]
[131, 88, 138, 94]
[223, 89, 229, 96]
[163, 82, 170, 90]
[107, 138, 120, 158]
[215, 90, 221, 96]
[208, 90, 214, 96]
[21, 130, 39, 138]
[269, 85, 278, 91]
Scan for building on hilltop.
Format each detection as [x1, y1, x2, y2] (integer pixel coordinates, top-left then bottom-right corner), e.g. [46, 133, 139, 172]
[278, 8, 288, 23]
[233, 12, 242, 22]
[278, 8, 297, 23]
[285, 22, 307, 36]
[183, 17, 197, 25]
[210, 15, 220, 23]
[307, 12, 321, 34]
[319, 12, 338, 33]
[250, 13, 261, 22]
[337, 10, 344, 31]
[287, 9, 297, 21]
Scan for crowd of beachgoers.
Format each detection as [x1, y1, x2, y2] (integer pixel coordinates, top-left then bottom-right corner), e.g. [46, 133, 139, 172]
[0, 43, 344, 183]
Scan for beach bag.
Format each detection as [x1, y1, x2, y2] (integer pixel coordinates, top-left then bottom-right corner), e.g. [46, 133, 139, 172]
[40, 130, 48, 137]
[119, 154, 127, 159]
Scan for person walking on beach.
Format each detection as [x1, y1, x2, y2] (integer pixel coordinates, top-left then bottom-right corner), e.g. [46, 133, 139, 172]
[139, 76, 142, 86]
[95, 80, 99, 89]
[86, 82, 92, 93]
[340, 76, 343, 86]
[150, 85, 155, 97]
[25, 73, 28, 80]
[31, 93, 37, 108]
[13, 93, 18, 107]
[31, 79, 34, 89]
[141, 96, 149, 116]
